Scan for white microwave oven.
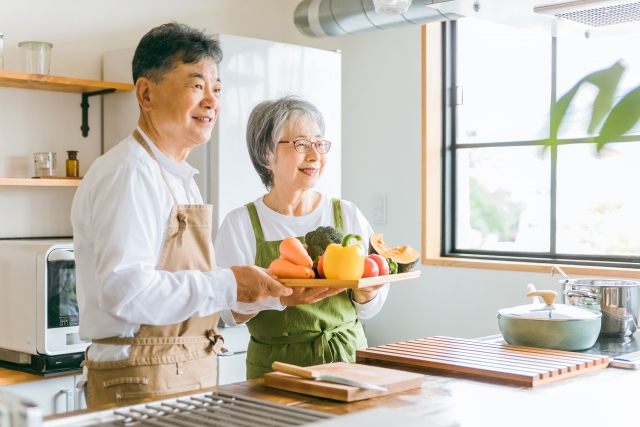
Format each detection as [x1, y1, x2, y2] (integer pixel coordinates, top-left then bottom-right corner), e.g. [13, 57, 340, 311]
[0, 239, 89, 373]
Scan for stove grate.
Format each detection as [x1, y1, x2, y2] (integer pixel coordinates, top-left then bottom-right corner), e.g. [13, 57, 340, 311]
[114, 392, 331, 426]
[46, 391, 334, 427]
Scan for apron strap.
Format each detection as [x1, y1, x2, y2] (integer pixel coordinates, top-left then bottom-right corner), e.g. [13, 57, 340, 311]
[332, 198, 344, 232]
[132, 129, 179, 205]
[245, 202, 266, 243]
[92, 335, 212, 345]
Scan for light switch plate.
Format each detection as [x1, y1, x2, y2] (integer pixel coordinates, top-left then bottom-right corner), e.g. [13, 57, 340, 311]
[372, 193, 387, 225]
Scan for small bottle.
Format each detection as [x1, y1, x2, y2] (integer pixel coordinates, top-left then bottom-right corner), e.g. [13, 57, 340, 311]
[66, 151, 79, 177]
[0, 33, 4, 70]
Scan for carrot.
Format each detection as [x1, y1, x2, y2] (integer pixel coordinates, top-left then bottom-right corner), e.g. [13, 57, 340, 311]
[268, 258, 314, 279]
[279, 237, 313, 268]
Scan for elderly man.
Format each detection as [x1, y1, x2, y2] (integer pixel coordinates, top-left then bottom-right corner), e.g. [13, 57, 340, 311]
[71, 23, 292, 408]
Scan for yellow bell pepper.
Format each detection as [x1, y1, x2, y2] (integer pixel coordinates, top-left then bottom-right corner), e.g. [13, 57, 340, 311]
[323, 234, 365, 280]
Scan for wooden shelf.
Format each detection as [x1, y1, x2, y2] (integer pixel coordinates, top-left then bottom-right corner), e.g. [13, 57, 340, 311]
[0, 178, 80, 187]
[0, 70, 133, 94]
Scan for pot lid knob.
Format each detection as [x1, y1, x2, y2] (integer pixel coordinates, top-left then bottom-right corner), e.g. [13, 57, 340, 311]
[526, 290, 557, 306]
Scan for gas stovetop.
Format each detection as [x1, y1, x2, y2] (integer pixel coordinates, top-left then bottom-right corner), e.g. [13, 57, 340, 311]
[478, 330, 640, 368]
[576, 330, 639, 358]
[43, 391, 334, 427]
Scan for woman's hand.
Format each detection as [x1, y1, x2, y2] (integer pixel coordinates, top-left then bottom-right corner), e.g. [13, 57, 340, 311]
[281, 287, 346, 306]
[352, 284, 384, 304]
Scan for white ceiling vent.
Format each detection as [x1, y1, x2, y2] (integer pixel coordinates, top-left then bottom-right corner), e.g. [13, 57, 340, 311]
[535, 0, 640, 27]
[557, 2, 640, 27]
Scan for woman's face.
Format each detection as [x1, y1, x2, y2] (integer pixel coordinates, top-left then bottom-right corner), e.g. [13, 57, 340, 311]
[268, 117, 327, 192]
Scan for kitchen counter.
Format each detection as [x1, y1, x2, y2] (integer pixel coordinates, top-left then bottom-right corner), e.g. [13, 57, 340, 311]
[44, 360, 640, 426]
[0, 367, 76, 387]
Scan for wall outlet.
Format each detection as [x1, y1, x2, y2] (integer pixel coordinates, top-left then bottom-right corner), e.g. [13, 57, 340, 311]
[372, 193, 387, 225]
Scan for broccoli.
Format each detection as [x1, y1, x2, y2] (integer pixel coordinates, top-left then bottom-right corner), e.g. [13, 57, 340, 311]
[304, 226, 346, 260]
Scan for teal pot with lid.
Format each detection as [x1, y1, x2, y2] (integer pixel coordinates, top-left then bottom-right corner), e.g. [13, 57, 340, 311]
[497, 290, 602, 351]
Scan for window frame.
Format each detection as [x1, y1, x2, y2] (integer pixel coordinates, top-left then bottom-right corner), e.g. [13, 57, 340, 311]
[421, 21, 640, 278]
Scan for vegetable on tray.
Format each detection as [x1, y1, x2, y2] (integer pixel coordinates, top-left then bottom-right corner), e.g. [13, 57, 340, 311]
[362, 257, 379, 278]
[268, 258, 315, 279]
[312, 254, 326, 279]
[369, 233, 420, 273]
[386, 258, 398, 275]
[368, 254, 389, 276]
[305, 226, 346, 260]
[323, 234, 365, 280]
[280, 237, 312, 268]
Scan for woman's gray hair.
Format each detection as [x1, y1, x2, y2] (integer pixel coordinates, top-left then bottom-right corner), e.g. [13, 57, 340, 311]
[246, 95, 326, 189]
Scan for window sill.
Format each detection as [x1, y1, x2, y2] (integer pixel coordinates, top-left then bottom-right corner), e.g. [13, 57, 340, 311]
[422, 256, 640, 279]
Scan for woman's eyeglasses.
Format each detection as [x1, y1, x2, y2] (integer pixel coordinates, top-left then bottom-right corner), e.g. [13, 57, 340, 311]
[278, 139, 332, 154]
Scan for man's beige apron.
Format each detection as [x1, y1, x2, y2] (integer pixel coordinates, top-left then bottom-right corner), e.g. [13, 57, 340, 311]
[81, 130, 224, 408]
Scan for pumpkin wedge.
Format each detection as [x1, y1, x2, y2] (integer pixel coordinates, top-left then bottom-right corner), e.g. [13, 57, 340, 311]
[368, 233, 420, 273]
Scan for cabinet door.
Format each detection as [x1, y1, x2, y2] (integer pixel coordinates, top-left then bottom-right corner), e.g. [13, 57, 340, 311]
[0, 376, 76, 416]
[217, 352, 247, 386]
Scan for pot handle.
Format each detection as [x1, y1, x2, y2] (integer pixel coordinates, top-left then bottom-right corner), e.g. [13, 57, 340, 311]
[526, 290, 557, 305]
[563, 289, 598, 300]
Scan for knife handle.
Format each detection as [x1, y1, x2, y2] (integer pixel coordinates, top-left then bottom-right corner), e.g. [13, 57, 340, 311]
[272, 362, 319, 380]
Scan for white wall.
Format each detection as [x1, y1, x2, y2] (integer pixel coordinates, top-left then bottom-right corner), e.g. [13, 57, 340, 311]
[0, 0, 574, 341]
[0, 0, 308, 237]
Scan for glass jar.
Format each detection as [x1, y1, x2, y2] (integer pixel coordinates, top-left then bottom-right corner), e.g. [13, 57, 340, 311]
[34, 152, 56, 177]
[19, 41, 53, 75]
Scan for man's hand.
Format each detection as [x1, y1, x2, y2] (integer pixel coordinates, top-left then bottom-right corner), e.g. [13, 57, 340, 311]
[281, 287, 346, 306]
[230, 265, 293, 303]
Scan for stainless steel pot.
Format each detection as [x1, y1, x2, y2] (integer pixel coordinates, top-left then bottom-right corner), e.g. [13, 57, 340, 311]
[562, 279, 640, 337]
[497, 290, 602, 351]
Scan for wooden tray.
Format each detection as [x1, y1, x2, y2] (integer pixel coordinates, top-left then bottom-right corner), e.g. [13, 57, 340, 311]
[264, 362, 424, 402]
[278, 270, 421, 289]
[356, 336, 609, 387]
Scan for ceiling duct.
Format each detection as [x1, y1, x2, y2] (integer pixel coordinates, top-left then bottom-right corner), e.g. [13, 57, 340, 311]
[294, 0, 460, 37]
[535, 0, 640, 27]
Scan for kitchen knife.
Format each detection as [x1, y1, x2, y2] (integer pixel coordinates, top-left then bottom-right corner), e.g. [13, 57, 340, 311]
[272, 362, 388, 392]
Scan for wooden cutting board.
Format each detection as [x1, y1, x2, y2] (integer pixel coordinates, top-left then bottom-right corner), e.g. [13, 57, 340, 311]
[356, 336, 609, 387]
[263, 362, 424, 402]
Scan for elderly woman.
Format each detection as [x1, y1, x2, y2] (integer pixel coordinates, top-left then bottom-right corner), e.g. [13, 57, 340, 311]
[214, 95, 389, 379]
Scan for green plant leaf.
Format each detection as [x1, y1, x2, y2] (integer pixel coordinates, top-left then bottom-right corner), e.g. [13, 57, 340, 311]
[596, 84, 640, 151]
[584, 61, 625, 134]
[549, 61, 626, 145]
[550, 84, 580, 141]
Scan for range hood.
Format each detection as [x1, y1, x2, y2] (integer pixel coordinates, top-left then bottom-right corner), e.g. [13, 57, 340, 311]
[294, 0, 640, 38]
[535, 0, 640, 27]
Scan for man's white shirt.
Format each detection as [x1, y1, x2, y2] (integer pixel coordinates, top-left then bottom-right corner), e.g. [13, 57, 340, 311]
[71, 128, 237, 364]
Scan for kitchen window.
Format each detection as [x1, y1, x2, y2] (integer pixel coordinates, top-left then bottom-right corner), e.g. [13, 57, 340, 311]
[424, 19, 640, 273]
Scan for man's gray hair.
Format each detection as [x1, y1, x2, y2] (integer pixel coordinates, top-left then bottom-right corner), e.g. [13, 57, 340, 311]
[246, 95, 326, 189]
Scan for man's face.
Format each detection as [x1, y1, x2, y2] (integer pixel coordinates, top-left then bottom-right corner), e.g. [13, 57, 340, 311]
[147, 58, 221, 147]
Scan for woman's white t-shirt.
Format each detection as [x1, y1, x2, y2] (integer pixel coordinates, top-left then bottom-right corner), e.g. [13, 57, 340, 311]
[214, 193, 390, 326]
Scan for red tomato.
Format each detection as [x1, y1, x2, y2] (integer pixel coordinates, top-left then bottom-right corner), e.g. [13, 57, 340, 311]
[318, 253, 326, 279]
[362, 257, 380, 278]
[368, 254, 389, 275]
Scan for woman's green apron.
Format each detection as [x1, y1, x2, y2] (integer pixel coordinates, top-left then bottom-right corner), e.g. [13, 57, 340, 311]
[244, 199, 368, 379]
